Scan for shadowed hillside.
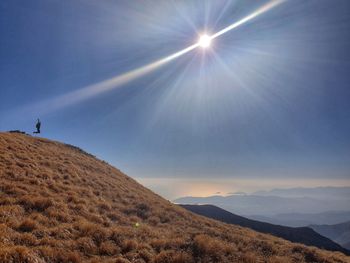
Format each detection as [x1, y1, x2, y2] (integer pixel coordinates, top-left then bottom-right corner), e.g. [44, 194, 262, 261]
[180, 204, 350, 255]
[311, 221, 350, 250]
[0, 132, 349, 262]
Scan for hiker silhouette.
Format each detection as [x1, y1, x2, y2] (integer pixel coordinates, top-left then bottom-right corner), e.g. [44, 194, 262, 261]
[34, 119, 41, 134]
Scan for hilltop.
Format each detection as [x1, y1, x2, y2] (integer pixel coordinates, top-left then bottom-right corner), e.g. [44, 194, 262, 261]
[0, 132, 349, 262]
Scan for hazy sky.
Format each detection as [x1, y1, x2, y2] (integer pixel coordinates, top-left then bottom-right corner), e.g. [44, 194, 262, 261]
[1, 0, 350, 198]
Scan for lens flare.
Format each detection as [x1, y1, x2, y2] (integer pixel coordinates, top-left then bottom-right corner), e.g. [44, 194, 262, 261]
[17, 0, 285, 115]
[211, 0, 285, 39]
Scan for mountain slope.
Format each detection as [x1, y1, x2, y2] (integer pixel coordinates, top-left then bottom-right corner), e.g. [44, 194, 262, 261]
[311, 221, 350, 250]
[0, 132, 349, 262]
[181, 204, 350, 255]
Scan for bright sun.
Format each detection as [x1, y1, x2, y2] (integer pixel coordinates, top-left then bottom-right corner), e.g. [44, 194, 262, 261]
[198, 34, 212, 48]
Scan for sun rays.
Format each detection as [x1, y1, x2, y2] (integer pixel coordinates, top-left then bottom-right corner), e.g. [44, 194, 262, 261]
[6, 0, 286, 121]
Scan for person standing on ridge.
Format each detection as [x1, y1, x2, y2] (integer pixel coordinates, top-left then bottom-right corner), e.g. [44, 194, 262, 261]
[34, 118, 41, 134]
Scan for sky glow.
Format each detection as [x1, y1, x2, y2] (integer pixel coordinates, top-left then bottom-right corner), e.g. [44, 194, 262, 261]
[17, 0, 285, 114]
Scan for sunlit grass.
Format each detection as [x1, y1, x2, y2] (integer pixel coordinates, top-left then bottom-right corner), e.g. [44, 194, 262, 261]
[0, 132, 348, 262]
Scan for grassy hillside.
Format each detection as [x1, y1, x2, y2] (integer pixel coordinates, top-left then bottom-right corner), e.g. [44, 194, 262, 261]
[0, 132, 349, 263]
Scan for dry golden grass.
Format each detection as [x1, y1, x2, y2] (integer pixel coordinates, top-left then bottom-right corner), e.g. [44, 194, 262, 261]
[0, 132, 349, 263]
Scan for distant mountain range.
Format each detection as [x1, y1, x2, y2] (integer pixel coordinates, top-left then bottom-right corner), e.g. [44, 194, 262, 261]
[310, 221, 350, 250]
[174, 187, 350, 224]
[249, 211, 350, 227]
[181, 204, 350, 255]
[253, 187, 350, 200]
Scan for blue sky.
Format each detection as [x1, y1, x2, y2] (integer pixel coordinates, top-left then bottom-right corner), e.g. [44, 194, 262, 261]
[1, 0, 350, 198]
